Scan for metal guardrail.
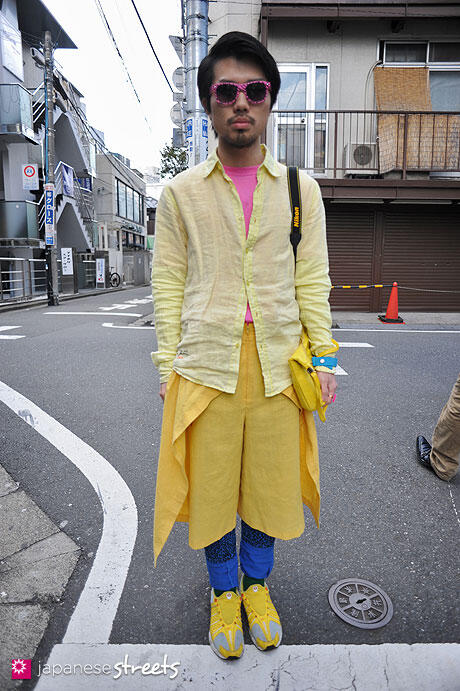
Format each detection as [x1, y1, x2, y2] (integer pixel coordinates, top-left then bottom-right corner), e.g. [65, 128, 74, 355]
[0, 257, 53, 302]
[0, 255, 100, 302]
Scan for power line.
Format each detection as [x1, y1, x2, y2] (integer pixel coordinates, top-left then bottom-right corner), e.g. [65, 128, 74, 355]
[66, 88, 147, 189]
[93, 0, 153, 135]
[129, 0, 174, 93]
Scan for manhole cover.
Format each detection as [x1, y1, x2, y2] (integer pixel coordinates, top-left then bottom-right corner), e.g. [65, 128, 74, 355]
[328, 579, 393, 629]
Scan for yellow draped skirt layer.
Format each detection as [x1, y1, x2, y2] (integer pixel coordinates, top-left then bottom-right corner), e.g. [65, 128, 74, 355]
[153, 323, 320, 566]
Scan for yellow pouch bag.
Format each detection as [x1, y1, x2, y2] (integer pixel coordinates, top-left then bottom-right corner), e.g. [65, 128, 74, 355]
[289, 328, 339, 423]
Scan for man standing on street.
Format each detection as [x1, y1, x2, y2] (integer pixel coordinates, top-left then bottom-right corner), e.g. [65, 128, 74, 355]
[151, 31, 338, 659]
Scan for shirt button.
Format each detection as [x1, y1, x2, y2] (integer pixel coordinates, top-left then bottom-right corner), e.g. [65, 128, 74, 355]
[320, 358, 325, 363]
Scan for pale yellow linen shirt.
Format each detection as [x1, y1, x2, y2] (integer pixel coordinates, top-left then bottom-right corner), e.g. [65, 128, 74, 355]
[151, 144, 336, 397]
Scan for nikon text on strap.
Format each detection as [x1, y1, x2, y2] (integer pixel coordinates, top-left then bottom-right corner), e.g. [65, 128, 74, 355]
[287, 166, 301, 260]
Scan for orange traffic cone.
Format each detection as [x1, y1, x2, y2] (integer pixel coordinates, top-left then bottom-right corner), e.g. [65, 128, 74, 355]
[378, 282, 405, 323]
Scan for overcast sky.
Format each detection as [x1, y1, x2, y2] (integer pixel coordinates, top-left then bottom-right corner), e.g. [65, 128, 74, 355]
[42, 0, 183, 170]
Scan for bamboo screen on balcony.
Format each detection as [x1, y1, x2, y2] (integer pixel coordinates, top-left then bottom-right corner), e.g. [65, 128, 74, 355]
[374, 66, 460, 173]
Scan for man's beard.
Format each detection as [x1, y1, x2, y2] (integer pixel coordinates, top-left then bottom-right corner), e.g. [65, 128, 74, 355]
[220, 131, 259, 149]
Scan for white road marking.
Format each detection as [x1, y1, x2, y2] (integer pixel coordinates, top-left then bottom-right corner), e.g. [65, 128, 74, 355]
[43, 311, 142, 317]
[336, 365, 348, 375]
[0, 326, 25, 339]
[102, 322, 153, 330]
[123, 298, 152, 305]
[0, 380, 138, 645]
[35, 643, 460, 690]
[99, 303, 138, 311]
[333, 328, 460, 334]
[337, 342, 374, 348]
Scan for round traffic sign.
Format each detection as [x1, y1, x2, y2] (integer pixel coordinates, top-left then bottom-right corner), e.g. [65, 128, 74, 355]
[24, 165, 36, 177]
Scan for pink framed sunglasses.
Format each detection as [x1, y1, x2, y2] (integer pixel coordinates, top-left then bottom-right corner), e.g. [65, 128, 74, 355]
[210, 80, 271, 106]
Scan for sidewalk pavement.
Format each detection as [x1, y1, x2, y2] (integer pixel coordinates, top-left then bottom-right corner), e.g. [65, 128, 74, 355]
[331, 311, 460, 326]
[0, 465, 81, 690]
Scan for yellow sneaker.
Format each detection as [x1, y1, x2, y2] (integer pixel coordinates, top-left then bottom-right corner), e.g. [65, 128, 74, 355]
[209, 588, 244, 660]
[240, 576, 282, 650]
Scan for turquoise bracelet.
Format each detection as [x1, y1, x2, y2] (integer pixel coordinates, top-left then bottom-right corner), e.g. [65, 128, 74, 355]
[311, 356, 338, 369]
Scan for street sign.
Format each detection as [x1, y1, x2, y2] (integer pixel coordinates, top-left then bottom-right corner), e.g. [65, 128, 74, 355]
[169, 35, 183, 62]
[61, 248, 73, 275]
[62, 164, 74, 196]
[22, 163, 38, 190]
[200, 116, 208, 160]
[185, 117, 193, 164]
[170, 103, 183, 127]
[172, 66, 184, 91]
[173, 128, 184, 148]
[96, 258, 105, 286]
[44, 182, 55, 246]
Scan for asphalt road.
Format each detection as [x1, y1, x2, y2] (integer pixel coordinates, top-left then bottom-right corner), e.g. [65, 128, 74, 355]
[0, 287, 458, 667]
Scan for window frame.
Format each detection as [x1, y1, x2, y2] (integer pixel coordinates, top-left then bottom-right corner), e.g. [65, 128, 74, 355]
[116, 178, 145, 225]
[382, 40, 460, 68]
[273, 62, 330, 174]
[380, 40, 460, 112]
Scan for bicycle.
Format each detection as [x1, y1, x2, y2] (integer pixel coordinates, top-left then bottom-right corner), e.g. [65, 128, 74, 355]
[109, 267, 121, 288]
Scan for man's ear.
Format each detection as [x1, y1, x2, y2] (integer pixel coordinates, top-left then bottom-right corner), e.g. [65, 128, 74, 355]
[201, 98, 210, 115]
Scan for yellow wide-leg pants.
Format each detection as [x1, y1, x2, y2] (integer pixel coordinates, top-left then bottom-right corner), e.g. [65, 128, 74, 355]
[153, 322, 320, 566]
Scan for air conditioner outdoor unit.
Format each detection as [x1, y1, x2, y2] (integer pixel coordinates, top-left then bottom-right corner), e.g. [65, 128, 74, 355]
[343, 143, 378, 175]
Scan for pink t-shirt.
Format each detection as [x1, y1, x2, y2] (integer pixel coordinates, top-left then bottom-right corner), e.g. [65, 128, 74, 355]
[223, 165, 259, 323]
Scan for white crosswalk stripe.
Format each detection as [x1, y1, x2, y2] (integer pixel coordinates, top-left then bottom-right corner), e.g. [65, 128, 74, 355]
[0, 325, 25, 339]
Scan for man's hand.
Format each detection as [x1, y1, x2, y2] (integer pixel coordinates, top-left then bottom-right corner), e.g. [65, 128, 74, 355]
[159, 382, 167, 402]
[316, 371, 337, 406]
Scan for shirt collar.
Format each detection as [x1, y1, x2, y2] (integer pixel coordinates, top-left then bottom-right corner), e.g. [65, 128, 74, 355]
[202, 143, 282, 178]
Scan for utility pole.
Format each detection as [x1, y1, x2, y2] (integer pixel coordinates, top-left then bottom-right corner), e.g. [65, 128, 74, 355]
[44, 30, 59, 305]
[184, 0, 208, 167]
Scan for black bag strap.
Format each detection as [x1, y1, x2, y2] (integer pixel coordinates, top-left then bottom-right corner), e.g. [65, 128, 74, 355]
[287, 166, 302, 261]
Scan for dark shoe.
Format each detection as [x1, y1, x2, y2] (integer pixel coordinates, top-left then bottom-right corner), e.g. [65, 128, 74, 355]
[416, 435, 435, 472]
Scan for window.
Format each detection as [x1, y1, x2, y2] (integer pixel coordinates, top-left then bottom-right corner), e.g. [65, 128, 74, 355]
[430, 72, 460, 111]
[273, 64, 329, 173]
[133, 191, 140, 223]
[382, 41, 460, 112]
[126, 186, 134, 221]
[117, 180, 126, 218]
[117, 179, 144, 223]
[385, 42, 427, 64]
[429, 43, 460, 63]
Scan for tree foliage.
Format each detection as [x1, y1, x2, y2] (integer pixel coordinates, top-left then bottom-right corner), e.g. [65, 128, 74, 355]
[159, 140, 187, 179]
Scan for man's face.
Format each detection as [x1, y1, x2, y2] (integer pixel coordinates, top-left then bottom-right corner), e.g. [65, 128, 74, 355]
[204, 56, 272, 150]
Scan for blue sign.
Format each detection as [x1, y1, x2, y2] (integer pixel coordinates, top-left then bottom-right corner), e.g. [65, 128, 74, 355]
[202, 118, 208, 138]
[45, 190, 54, 225]
[186, 118, 193, 139]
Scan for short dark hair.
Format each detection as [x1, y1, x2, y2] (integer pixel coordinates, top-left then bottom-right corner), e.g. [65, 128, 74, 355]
[198, 31, 281, 113]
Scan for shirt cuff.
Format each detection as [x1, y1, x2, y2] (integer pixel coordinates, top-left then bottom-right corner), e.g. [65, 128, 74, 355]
[315, 365, 337, 374]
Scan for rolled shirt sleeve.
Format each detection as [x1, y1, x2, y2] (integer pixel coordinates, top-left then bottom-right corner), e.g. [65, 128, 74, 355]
[294, 176, 338, 365]
[151, 185, 188, 383]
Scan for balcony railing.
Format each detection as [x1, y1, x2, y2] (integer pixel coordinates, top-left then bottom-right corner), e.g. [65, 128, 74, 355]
[0, 83, 35, 142]
[267, 110, 460, 179]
